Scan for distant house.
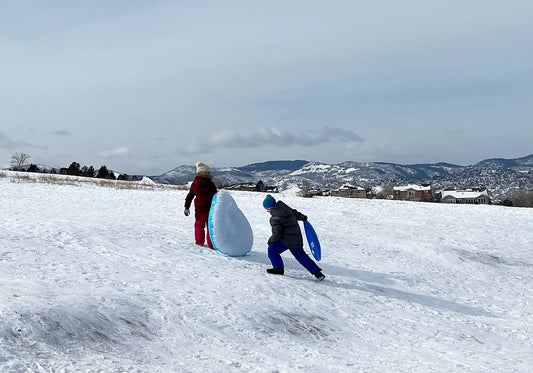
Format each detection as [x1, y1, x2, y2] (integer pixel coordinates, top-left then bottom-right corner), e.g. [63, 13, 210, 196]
[393, 184, 432, 202]
[297, 187, 327, 198]
[224, 181, 278, 193]
[331, 185, 367, 198]
[225, 182, 258, 192]
[440, 189, 490, 204]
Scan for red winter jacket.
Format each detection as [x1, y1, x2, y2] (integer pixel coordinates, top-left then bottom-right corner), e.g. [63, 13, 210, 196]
[184, 175, 217, 221]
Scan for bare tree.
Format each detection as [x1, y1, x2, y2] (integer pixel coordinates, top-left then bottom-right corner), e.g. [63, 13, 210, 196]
[508, 189, 533, 208]
[10, 153, 31, 170]
[375, 182, 394, 199]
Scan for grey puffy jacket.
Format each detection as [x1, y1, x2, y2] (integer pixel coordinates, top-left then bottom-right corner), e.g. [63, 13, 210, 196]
[268, 201, 307, 248]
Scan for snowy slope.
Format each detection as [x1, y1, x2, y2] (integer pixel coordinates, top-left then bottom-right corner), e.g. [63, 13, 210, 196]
[1, 174, 532, 372]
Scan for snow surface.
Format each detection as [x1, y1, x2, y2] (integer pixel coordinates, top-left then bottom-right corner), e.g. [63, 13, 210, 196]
[1, 174, 532, 372]
[290, 164, 332, 175]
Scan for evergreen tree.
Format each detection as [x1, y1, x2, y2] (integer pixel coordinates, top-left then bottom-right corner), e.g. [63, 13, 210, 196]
[97, 165, 110, 179]
[256, 180, 266, 192]
[67, 162, 82, 176]
[27, 164, 40, 173]
[81, 165, 95, 178]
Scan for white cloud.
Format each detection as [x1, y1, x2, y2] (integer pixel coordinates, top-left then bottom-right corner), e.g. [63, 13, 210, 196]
[0, 131, 44, 151]
[184, 127, 364, 154]
[101, 147, 128, 158]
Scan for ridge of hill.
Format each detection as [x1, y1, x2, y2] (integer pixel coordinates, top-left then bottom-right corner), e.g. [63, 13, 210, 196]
[152, 154, 533, 201]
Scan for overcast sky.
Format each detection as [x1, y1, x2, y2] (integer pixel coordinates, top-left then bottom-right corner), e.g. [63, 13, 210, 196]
[1, 0, 532, 175]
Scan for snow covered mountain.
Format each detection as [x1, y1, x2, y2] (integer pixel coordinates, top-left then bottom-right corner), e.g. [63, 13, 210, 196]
[152, 155, 533, 201]
[472, 154, 533, 171]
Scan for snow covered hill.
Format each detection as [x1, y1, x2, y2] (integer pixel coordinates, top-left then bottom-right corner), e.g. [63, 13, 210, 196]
[1, 173, 532, 372]
[151, 155, 533, 202]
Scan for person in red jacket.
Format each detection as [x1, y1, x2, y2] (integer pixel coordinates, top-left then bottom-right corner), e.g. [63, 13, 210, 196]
[184, 162, 218, 248]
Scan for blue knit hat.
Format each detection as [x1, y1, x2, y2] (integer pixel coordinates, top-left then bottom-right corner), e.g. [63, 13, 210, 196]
[263, 194, 276, 210]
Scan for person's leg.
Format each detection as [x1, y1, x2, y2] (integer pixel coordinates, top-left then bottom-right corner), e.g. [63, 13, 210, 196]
[290, 247, 321, 274]
[268, 242, 288, 269]
[194, 219, 205, 245]
[206, 225, 214, 249]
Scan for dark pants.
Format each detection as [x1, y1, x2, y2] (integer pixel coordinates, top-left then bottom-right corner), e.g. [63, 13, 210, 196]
[268, 241, 320, 274]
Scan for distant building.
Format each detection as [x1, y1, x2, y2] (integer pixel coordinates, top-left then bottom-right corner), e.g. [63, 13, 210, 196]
[393, 184, 432, 202]
[331, 185, 368, 198]
[440, 189, 490, 204]
[224, 181, 277, 193]
[225, 182, 258, 192]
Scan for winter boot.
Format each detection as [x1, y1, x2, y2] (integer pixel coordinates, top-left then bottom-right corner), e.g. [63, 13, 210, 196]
[313, 270, 325, 281]
[266, 268, 284, 275]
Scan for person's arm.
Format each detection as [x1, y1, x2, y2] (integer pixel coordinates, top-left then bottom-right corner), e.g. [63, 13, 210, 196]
[184, 181, 196, 215]
[268, 217, 282, 244]
[185, 188, 195, 209]
[292, 208, 307, 221]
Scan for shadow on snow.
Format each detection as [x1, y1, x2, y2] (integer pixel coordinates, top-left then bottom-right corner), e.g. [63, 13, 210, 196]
[239, 250, 495, 318]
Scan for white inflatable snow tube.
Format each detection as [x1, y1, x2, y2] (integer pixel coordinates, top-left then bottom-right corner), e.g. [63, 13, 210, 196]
[208, 191, 253, 257]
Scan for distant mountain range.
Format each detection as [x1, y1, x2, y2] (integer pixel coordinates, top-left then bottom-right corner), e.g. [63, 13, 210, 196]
[151, 154, 533, 202]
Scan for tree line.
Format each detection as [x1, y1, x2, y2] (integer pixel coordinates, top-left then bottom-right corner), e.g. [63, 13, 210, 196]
[499, 189, 533, 208]
[9, 153, 138, 181]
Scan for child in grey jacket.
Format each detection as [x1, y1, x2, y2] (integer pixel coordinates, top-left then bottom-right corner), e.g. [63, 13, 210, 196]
[263, 194, 325, 281]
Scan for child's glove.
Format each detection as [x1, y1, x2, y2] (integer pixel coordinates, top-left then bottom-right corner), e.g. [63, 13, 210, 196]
[184, 208, 190, 216]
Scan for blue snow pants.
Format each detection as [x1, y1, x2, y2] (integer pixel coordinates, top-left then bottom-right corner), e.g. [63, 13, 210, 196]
[268, 241, 320, 274]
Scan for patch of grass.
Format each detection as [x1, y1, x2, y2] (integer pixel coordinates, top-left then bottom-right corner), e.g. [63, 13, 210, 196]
[1, 171, 187, 191]
[37, 175, 78, 186]
[10, 174, 36, 183]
